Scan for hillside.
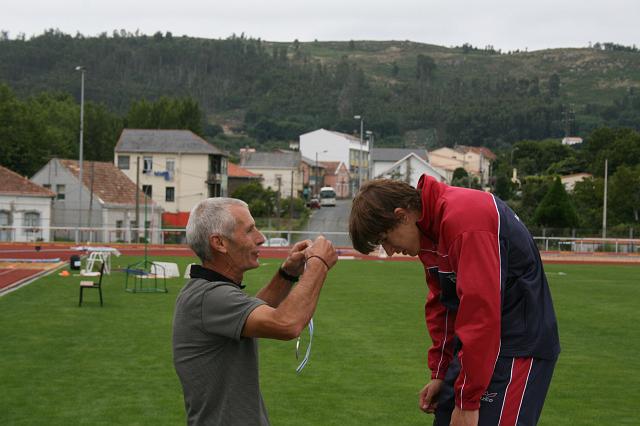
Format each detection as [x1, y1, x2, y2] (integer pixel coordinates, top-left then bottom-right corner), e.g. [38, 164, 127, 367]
[1, 30, 639, 148]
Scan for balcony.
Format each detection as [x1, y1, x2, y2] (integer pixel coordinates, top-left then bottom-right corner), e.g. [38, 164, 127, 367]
[206, 172, 223, 184]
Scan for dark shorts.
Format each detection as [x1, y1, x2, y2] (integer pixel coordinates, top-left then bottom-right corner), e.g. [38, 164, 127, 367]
[434, 356, 557, 426]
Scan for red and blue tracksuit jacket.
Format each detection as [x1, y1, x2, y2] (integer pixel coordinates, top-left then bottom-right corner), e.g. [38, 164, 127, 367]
[416, 174, 560, 410]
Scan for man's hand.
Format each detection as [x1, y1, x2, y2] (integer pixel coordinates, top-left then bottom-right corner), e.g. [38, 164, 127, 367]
[280, 239, 312, 277]
[419, 379, 443, 413]
[304, 236, 338, 270]
[450, 407, 479, 426]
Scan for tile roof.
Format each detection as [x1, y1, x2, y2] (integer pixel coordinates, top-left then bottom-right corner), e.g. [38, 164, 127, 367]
[59, 159, 154, 206]
[228, 162, 260, 178]
[115, 129, 225, 155]
[1, 165, 55, 197]
[372, 148, 428, 162]
[455, 145, 497, 160]
[241, 151, 301, 168]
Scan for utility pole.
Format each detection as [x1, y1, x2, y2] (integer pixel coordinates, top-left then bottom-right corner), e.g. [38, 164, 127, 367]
[354, 115, 364, 190]
[88, 161, 95, 242]
[135, 157, 140, 243]
[75, 66, 85, 243]
[602, 158, 608, 239]
[289, 169, 294, 220]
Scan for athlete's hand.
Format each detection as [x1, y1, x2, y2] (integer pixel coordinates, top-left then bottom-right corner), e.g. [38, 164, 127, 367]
[419, 379, 443, 413]
[450, 407, 478, 426]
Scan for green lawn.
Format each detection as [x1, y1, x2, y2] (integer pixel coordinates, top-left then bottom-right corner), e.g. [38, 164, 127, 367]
[1, 258, 638, 425]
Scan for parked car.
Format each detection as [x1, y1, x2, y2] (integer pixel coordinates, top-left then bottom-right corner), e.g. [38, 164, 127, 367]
[265, 237, 290, 247]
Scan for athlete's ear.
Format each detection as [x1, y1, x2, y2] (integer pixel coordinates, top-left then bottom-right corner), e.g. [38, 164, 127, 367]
[393, 208, 408, 223]
[210, 234, 228, 253]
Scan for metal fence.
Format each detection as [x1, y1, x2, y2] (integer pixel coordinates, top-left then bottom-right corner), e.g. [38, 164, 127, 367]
[2, 225, 639, 255]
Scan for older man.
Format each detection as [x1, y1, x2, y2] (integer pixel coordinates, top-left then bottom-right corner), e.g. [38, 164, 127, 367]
[173, 197, 337, 426]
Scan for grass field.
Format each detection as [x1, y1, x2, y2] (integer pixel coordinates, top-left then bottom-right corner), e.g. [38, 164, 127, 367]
[1, 257, 638, 425]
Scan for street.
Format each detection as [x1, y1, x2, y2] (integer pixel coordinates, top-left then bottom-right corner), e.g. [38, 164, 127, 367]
[298, 198, 352, 247]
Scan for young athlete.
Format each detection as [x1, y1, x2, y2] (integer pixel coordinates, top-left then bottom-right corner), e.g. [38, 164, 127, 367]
[349, 175, 560, 426]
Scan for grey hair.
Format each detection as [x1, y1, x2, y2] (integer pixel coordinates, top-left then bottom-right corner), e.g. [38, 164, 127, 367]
[186, 197, 249, 262]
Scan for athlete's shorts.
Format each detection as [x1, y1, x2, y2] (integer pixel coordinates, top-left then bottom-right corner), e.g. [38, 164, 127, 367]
[433, 355, 557, 426]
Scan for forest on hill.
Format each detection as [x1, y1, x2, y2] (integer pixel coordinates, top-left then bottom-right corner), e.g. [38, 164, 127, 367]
[1, 29, 639, 150]
[1, 30, 639, 234]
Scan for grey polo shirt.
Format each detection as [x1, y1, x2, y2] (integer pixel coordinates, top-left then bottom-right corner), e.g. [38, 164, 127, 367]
[172, 266, 269, 426]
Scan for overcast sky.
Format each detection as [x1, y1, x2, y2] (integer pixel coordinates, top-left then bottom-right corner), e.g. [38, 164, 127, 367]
[3, 0, 638, 51]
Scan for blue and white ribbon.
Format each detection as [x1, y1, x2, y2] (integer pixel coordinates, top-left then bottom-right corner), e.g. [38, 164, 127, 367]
[295, 317, 314, 373]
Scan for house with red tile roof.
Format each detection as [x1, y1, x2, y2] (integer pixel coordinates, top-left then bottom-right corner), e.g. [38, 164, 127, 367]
[0, 165, 55, 242]
[31, 159, 161, 243]
[227, 162, 262, 196]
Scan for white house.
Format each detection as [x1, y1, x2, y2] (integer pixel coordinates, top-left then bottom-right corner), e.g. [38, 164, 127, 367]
[0, 165, 55, 242]
[31, 159, 162, 243]
[372, 148, 429, 179]
[240, 151, 304, 199]
[377, 153, 447, 187]
[428, 145, 495, 186]
[114, 129, 228, 228]
[562, 137, 583, 146]
[299, 129, 369, 194]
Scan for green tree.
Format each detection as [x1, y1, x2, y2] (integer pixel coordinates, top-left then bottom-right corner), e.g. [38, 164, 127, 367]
[609, 165, 640, 224]
[231, 182, 276, 217]
[126, 97, 204, 135]
[547, 73, 560, 98]
[571, 177, 604, 229]
[533, 177, 579, 228]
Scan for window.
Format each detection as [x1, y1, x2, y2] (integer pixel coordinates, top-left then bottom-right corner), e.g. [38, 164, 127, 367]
[43, 184, 51, 189]
[56, 184, 65, 200]
[24, 212, 40, 238]
[116, 220, 123, 240]
[166, 159, 175, 174]
[118, 155, 130, 170]
[165, 187, 175, 202]
[143, 156, 153, 174]
[0, 210, 11, 241]
[142, 185, 152, 198]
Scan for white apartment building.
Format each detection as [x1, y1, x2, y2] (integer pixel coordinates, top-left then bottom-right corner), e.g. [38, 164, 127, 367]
[299, 129, 369, 194]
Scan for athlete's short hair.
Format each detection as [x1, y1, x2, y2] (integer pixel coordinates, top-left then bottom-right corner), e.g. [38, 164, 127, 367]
[349, 179, 422, 254]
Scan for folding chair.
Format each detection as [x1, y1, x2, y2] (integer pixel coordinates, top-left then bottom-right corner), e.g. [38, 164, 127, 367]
[79, 262, 105, 307]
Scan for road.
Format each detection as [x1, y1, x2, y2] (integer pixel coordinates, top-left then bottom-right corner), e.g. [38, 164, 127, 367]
[298, 198, 352, 247]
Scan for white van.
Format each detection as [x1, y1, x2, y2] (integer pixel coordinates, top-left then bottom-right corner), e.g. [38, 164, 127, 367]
[319, 186, 337, 207]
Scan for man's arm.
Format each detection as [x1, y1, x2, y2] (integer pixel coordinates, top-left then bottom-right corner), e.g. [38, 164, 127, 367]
[255, 239, 311, 307]
[242, 236, 337, 340]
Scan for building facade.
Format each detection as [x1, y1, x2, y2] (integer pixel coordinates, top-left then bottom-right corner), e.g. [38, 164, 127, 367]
[240, 151, 304, 199]
[299, 129, 369, 194]
[31, 159, 162, 243]
[114, 129, 228, 228]
[0, 165, 55, 242]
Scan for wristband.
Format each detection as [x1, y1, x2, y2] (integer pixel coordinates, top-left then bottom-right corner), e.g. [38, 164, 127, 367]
[306, 255, 329, 270]
[278, 266, 300, 283]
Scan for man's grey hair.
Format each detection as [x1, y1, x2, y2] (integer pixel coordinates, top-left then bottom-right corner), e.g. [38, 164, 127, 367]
[186, 197, 249, 262]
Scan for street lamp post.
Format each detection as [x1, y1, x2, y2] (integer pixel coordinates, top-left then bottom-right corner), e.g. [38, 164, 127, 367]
[366, 130, 374, 180]
[75, 66, 85, 243]
[354, 115, 364, 190]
